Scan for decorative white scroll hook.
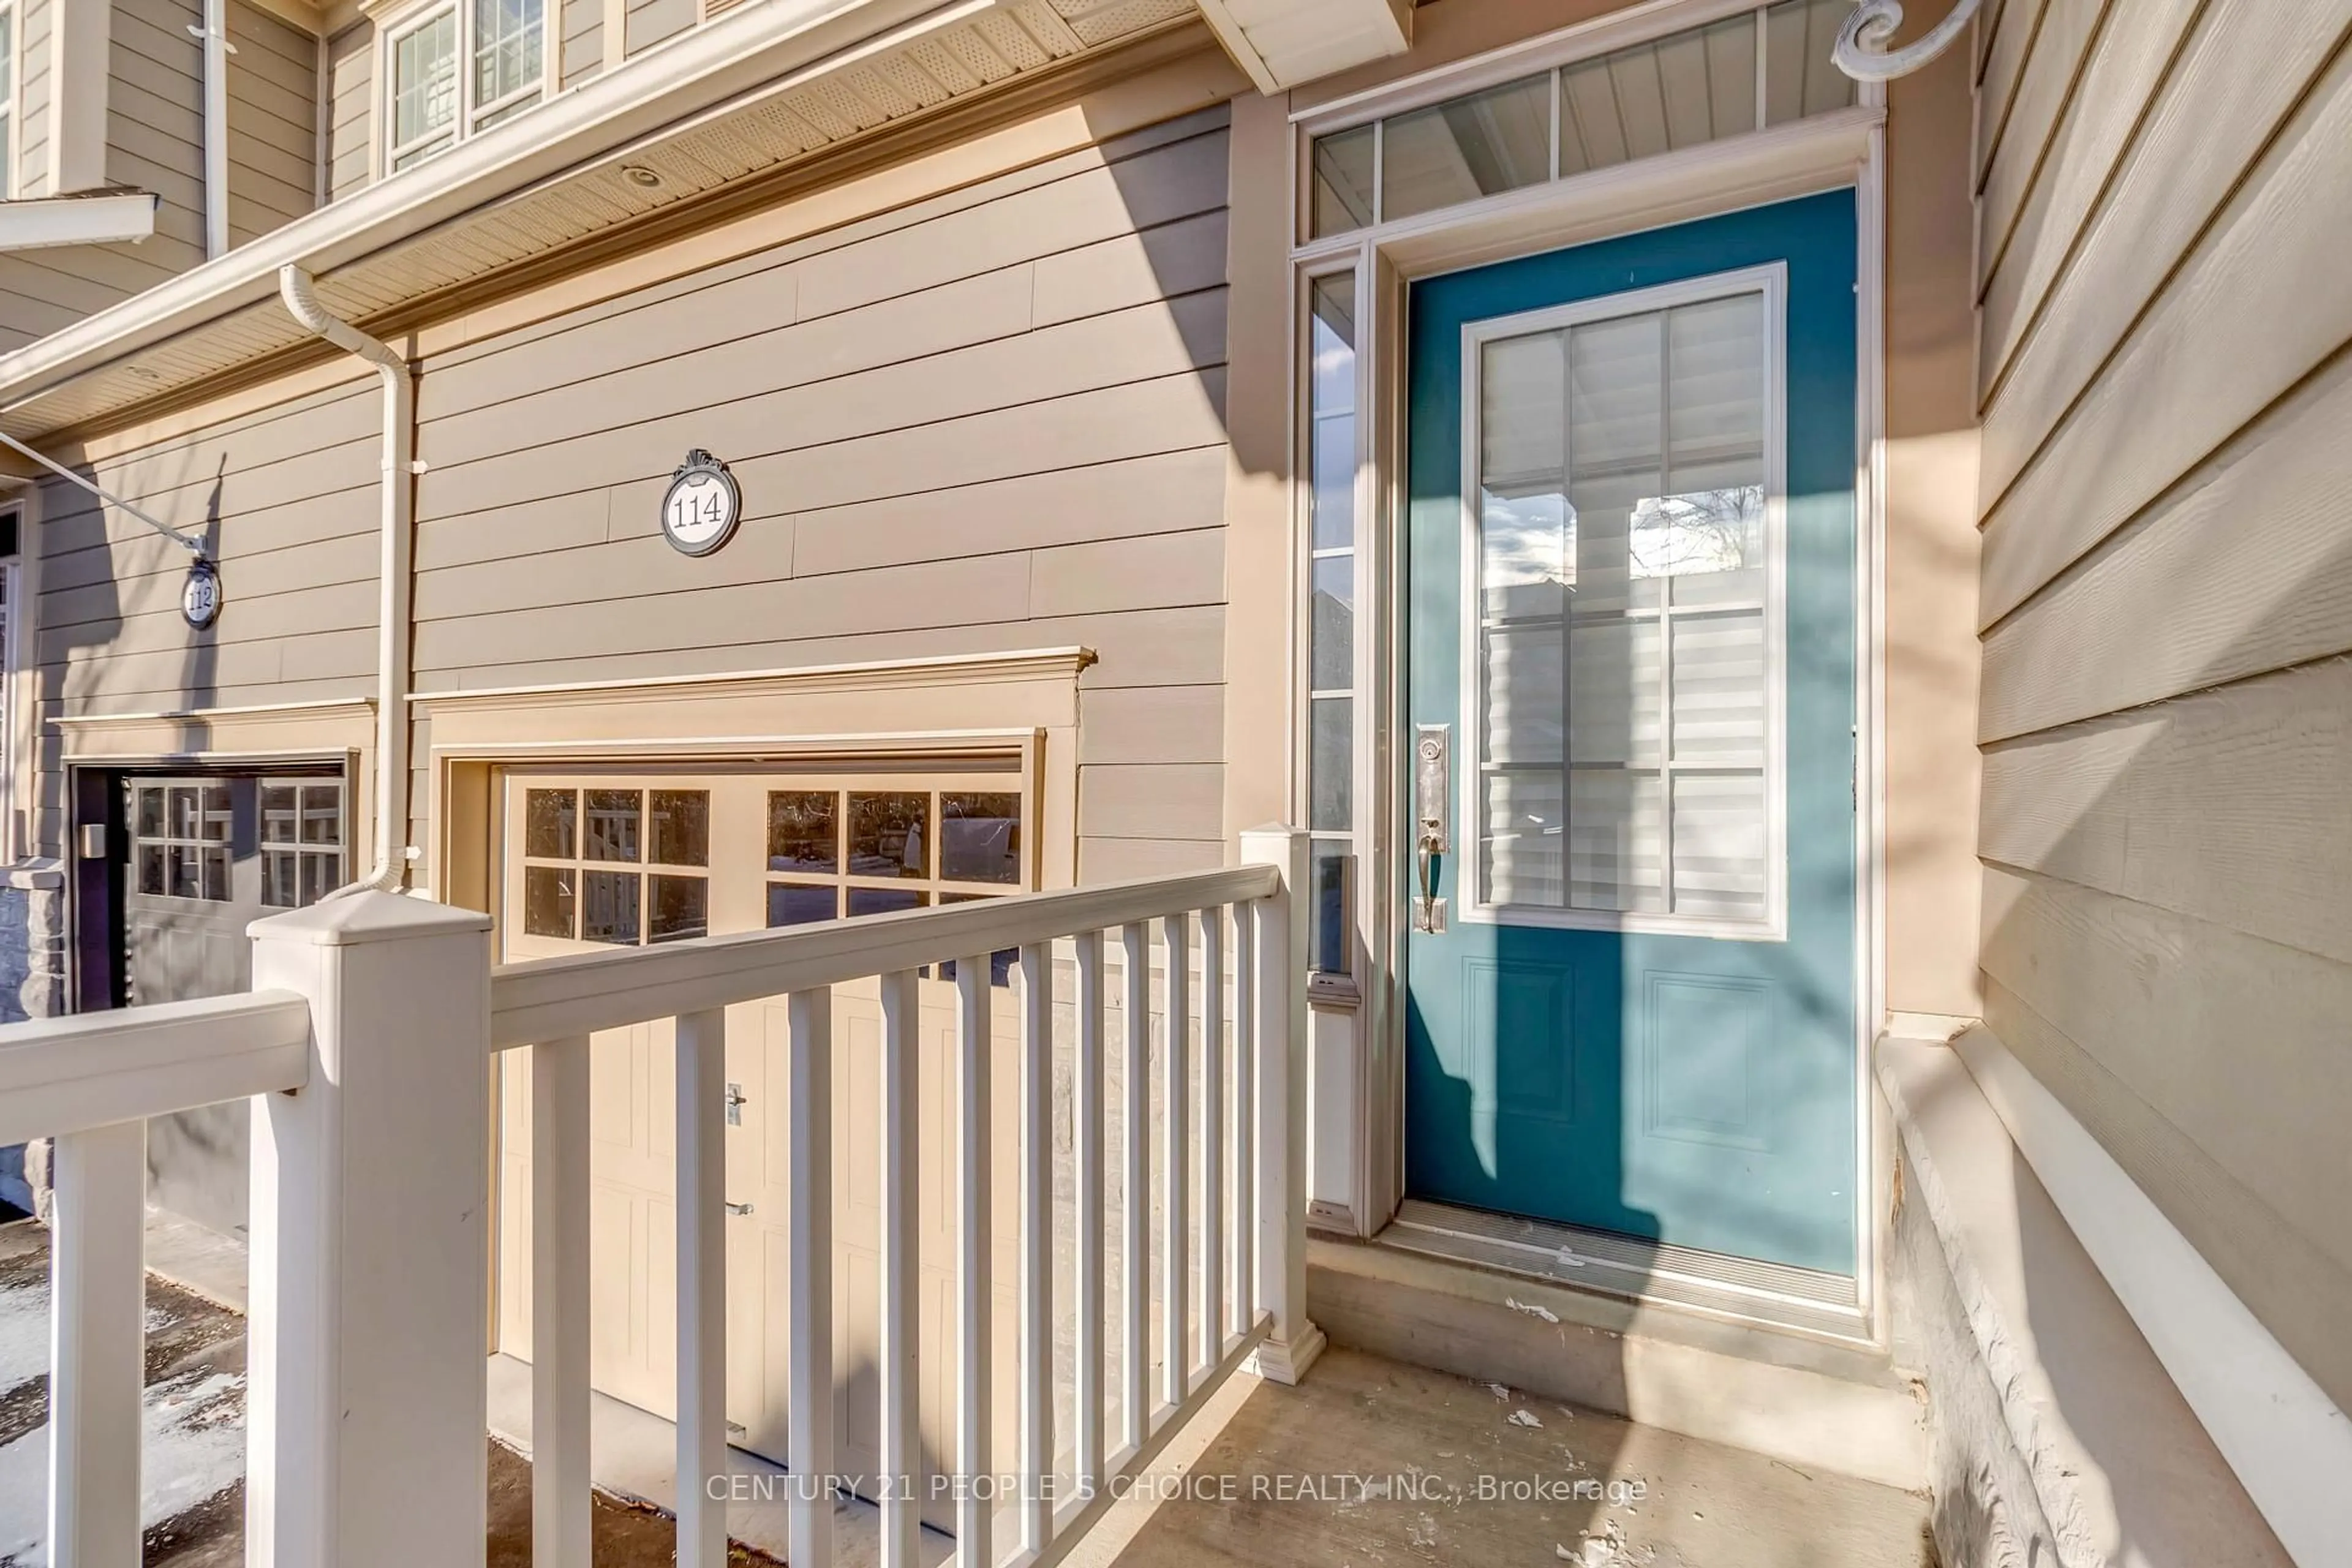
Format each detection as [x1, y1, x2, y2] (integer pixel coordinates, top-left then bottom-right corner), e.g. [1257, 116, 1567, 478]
[1831, 0, 1987, 81]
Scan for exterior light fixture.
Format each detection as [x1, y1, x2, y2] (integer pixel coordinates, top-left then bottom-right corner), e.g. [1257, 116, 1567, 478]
[1833, 0, 1986, 81]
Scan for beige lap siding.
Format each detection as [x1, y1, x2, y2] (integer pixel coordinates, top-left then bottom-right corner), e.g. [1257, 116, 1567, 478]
[224, 0, 320, 244]
[1972, 2, 2352, 1411]
[405, 101, 1235, 881]
[325, 21, 375, 201]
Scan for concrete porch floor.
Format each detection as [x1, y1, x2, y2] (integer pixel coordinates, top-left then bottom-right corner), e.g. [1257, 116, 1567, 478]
[1075, 1348, 1936, 1568]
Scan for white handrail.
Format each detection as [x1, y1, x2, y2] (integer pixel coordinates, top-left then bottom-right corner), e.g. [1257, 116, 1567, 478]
[489, 864, 1280, 1049]
[0, 990, 311, 1145]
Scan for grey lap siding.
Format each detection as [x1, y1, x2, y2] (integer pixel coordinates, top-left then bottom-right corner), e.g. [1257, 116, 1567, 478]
[1972, 1, 2352, 1411]
[409, 104, 1235, 879]
[225, 0, 319, 244]
[325, 21, 375, 201]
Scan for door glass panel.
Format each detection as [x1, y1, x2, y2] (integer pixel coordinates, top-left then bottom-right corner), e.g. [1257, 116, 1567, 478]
[848, 793, 930, 879]
[766, 882, 839, 927]
[1382, 74, 1553, 222]
[524, 866, 576, 937]
[940, 793, 1020, 884]
[848, 887, 928, 918]
[767, 791, 837, 873]
[583, 790, 640, 862]
[1308, 123, 1374, 238]
[648, 873, 709, 943]
[649, 790, 709, 867]
[1310, 699, 1352, 831]
[1474, 287, 1772, 921]
[579, 870, 639, 943]
[526, 788, 576, 858]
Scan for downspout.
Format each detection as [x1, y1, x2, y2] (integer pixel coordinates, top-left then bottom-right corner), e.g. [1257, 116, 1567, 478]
[191, 0, 233, 259]
[277, 265, 413, 896]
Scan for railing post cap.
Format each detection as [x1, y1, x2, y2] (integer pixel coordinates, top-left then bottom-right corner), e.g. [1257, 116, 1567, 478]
[1238, 823, 1305, 846]
[248, 889, 492, 948]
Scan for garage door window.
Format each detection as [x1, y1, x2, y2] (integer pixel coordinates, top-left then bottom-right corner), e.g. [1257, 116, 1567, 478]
[521, 785, 712, 945]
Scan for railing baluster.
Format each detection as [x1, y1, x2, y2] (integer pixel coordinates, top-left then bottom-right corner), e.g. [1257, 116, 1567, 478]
[676, 1008, 730, 1567]
[953, 959, 993, 1568]
[1119, 922, 1152, 1455]
[1075, 929, 1106, 1494]
[1017, 942, 1055, 1554]
[48, 1120, 145, 1568]
[532, 1037, 592, 1568]
[787, 988, 835, 1568]
[1159, 912, 1190, 1409]
[1232, 903, 1257, 1335]
[880, 971, 921, 1568]
[1200, 908, 1224, 1365]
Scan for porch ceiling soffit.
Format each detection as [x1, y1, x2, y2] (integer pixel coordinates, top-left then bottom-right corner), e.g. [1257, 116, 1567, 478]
[0, 0, 1195, 445]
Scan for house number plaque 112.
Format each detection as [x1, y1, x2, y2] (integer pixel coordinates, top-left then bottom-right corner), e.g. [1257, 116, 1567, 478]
[660, 449, 742, 557]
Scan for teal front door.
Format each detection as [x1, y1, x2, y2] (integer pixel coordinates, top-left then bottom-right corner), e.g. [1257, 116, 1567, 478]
[1403, 192, 1858, 1275]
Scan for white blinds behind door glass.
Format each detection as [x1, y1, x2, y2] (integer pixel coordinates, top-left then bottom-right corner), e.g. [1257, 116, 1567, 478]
[1476, 290, 1770, 921]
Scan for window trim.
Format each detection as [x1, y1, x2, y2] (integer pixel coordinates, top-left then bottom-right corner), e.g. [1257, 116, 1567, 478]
[375, 0, 553, 179]
[1292, 0, 1875, 255]
[1455, 262, 1790, 942]
[0, 0, 19, 203]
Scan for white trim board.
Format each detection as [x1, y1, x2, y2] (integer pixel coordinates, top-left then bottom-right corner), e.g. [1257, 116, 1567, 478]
[0, 192, 160, 252]
[1950, 1025, 2352, 1566]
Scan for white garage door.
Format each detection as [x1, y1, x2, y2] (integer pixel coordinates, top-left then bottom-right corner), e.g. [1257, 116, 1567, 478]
[493, 763, 1030, 1520]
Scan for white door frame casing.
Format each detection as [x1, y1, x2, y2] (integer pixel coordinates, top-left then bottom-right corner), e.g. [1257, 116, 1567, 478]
[1284, 20, 1891, 1344]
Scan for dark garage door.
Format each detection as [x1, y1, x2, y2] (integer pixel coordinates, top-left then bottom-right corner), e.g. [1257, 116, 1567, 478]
[123, 774, 345, 1234]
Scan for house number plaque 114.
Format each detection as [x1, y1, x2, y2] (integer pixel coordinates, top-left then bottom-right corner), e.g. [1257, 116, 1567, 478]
[660, 449, 742, 557]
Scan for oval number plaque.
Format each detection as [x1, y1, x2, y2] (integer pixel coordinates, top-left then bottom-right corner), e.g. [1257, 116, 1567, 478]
[660, 448, 742, 557]
[181, 558, 223, 630]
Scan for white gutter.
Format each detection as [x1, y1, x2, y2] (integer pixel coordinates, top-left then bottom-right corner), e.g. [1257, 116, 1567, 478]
[0, 0, 963, 418]
[0, 191, 160, 252]
[192, 0, 233, 259]
[277, 265, 413, 897]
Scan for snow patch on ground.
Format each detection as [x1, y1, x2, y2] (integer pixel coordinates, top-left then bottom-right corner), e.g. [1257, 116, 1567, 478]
[0, 1287, 49, 1395]
[0, 1368, 245, 1566]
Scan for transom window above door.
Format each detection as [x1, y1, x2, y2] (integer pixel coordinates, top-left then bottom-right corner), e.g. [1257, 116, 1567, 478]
[1306, 0, 1861, 239]
[1467, 269, 1785, 935]
[384, 0, 547, 173]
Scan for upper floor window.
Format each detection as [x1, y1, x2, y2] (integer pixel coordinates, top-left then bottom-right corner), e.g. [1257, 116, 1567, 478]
[385, 0, 546, 173]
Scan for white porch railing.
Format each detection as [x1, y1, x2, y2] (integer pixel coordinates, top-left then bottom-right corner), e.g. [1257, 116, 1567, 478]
[0, 826, 1319, 1568]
